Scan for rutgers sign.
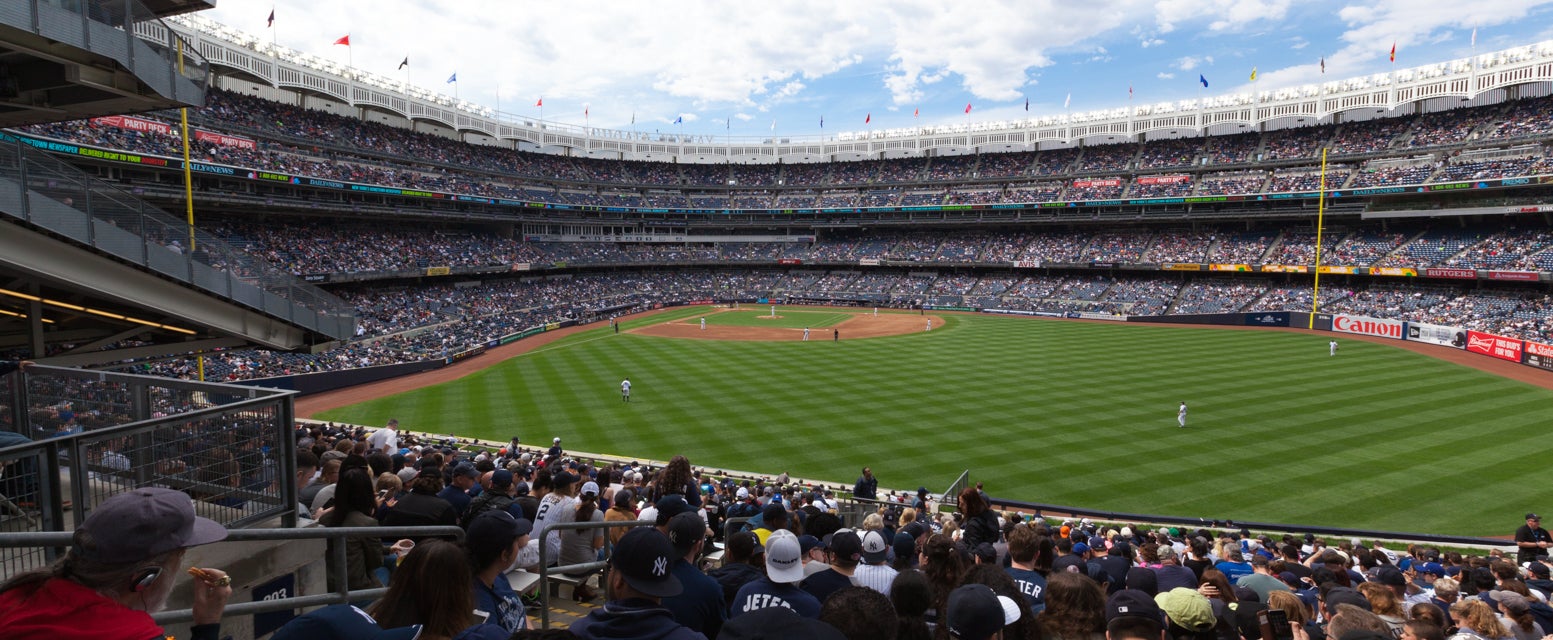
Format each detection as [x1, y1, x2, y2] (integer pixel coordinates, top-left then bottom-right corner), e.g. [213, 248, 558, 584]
[1332, 315, 1403, 339]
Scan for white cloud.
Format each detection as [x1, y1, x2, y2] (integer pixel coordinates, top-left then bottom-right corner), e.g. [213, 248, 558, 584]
[1290, 37, 1309, 50]
[1157, 72, 1176, 79]
[1153, 0, 1294, 33]
[1141, 38, 1166, 48]
[734, 113, 754, 121]
[1175, 56, 1205, 71]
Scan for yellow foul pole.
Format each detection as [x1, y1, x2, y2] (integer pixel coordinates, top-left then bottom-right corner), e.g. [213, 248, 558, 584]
[177, 40, 205, 381]
[1309, 147, 1328, 329]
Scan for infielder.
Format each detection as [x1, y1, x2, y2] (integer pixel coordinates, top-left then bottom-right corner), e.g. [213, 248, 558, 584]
[1329, 340, 1338, 356]
[1177, 402, 1187, 428]
[803, 327, 810, 341]
[621, 378, 631, 402]
[873, 307, 878, 317]
[926, 320, 932, 332]
[700, 317, 707, 331]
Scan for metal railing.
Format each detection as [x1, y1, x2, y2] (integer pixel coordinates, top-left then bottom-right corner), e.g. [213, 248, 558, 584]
[941, 469, 970, 511]
[535, 518, 654, 629]
[4, 0, 209, 99]
[0, 525, 463, 624]
[0, 132, 356, 339]
[0, 365, 298, 574]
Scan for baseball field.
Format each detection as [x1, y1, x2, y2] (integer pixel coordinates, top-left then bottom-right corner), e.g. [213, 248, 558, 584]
[314, 305, 1553, 537]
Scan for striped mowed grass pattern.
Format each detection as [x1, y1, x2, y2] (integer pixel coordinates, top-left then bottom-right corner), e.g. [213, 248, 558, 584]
[317, 307, 1553, 536]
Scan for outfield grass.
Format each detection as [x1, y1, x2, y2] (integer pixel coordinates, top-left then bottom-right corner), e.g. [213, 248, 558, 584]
[317, 306, 1553, 536]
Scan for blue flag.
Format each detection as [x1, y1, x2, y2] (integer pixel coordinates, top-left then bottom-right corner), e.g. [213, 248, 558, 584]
[673, 116, 683, 124]
[820, 115, 824, 128]
[1199, 74, 1208, 88]
[447, 72, 457, 84]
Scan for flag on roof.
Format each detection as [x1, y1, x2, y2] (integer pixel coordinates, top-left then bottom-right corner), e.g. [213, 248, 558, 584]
[673, 115, 683, 125]
[1199, 74, 1208, 88]
[1064, 93, 1071, 108]
[865, 113, 871, 124]
[266, 8, 274, 28]
[334, 35, 350, 46]
[913, 108, 918, 118]
[1250, 67, 1257, 82]
[964, 102, 972, 114]
[536, 97, 542, 107]
[1320, 57, 1326, 74]
[446, 72, 457, 84]
[1390, 42, 1396, 62]
[398, 56, 408, 70]
[1024, 96, 1029, 111]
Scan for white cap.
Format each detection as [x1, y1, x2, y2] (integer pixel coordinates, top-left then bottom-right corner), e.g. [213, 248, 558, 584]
[581, 482, 600, 497]
[736, 487, 750, 499]
[553, 437, 561, 443]
[765, 530, 805, 584]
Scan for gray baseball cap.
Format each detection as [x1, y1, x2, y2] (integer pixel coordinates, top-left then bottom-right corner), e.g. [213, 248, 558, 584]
[76, 487, 228, 563]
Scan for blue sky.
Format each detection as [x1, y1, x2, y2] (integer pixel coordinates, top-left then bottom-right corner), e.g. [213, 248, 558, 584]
[201, 1, 1553, 138]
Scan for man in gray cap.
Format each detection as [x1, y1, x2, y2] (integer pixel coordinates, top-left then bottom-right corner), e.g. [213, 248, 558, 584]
[0, 487, 233, 639]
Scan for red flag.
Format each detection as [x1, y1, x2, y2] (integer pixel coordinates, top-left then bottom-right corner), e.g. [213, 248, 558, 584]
[1389, 42, 1396, 62]
[535, 97, 542, 107]
[584, 106, 589, 118]
[334, 35, 350, 46]
[964, 102, 972, 114]
[864, 113, 871, 124]
[913, 108, 919, 118]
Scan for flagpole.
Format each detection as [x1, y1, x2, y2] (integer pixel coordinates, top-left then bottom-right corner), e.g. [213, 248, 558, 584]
[1309, 146, 1328, 329]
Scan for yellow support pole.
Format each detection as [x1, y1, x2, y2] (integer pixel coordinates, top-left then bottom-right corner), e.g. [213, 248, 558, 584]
[1309, 147, 1328, 329]
[177, 40, 204, 381]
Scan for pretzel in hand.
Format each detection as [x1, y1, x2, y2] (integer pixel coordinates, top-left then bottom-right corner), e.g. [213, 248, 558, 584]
[187, 566, 232, 587]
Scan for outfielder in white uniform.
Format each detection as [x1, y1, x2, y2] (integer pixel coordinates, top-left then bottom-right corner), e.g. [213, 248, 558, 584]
[621, 378, 631, 402]
[803, 327, 810, 341]
[700, 317, 707, 330]
[1329, 340, 1337, 356]
[1177, 402, 1187, 428]
[926, 320, 932, 332]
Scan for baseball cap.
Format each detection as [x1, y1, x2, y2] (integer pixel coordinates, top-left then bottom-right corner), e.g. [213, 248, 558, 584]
[512, 481, 530, 496]
[799, 535, 824, 555]
[1529, 513, 1542, 520]
[466, 510, 534, 558]
[893, 531, 917, 567]
[609, 528, 682, 598]
[765, 530, 805, 584]
[1107, 589, 1165, 625]
[860, 529, 890, 564]
[452, 462, 479, 479]
[946, 583, 1022, 640]
[553, 437, 561, 443]
[736, 487, 750, 500]
[75, 487, 227, 563]
[654, 495, 692, 526]
[717, 606, 848, 640]
[666, 511, 705, 553]
[580, 481, 600, 497]
[1073, 542, 1091, 555]
[1279, 571, 1303, 588]
[271, 604, 420, 640]
[828, 530, 862, 563]
[1374, 566, 1406, 587]
[1155, 587, 1216, 630]
[1491, 591, 1531, 615]
[551, 470, 578, 487]
[1323, 587, 1372, 611]
[1526, 563, 1549, 578]
[490, 469, 513, 489]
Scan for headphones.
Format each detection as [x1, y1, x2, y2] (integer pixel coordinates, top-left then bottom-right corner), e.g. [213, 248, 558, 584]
[129, 567, 162, 592]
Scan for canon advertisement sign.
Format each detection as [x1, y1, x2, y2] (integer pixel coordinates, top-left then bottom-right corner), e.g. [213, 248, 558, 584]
[1332, 315, 1404, 339]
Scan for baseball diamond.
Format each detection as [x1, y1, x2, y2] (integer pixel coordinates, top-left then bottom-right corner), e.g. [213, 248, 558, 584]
[313, 305, 1553, 537]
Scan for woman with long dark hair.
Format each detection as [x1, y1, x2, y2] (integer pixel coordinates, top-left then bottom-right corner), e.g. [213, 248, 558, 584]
[891, 569, 934, 640]
[920, 532, 965, 636]
[646, 455, 702, 507]
[369, 539, 475, 640]
[320, 458, 410, 591]
[1036, 571, 1106, 640]
[957, 487, 1000, 551]
[560, 482, 606, 601]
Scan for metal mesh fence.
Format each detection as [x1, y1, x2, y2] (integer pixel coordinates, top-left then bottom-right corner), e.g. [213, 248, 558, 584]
[0, 366, 294, 575]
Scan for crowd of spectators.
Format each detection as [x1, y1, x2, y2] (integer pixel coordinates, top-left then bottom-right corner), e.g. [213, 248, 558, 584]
[16, 88, 1553, 218]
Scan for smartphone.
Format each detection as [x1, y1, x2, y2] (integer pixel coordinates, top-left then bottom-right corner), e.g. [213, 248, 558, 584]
[377, 489, 389, 499]
[1259, 608, 1294, 640]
